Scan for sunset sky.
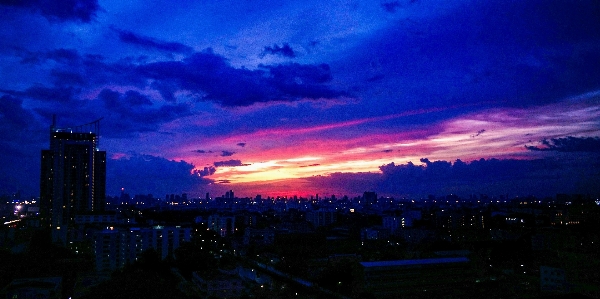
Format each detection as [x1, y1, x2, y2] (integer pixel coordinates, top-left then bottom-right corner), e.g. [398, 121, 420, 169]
[1, 0, 600, 199]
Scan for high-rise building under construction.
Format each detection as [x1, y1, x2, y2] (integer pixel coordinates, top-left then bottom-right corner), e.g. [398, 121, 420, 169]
[40, 116, 106, 244]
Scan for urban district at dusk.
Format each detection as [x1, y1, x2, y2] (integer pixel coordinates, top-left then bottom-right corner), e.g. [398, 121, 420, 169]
[1, 0, 600, 298]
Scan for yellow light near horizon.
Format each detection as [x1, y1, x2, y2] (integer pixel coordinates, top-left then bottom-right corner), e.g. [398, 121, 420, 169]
[236, 160, 279, 172]
[213, 157, 401, 184]
[340, 147, 368, 155]
[285, 156, 322, 162]
[430, 135, 466, 143]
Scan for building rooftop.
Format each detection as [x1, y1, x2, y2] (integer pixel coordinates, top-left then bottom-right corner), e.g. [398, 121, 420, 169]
[360, 257, 469, 268]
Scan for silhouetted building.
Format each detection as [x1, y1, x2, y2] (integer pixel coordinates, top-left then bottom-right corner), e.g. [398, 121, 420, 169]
[207, 214, 236, 237]
[3, 277, 62, 299]
[306, 209, 337, 227]
[192, 271, 245, 298]
[358, 257, 472, 298]
[540, 266, 568, 293]
[40, 117, 106, 245]
[94, 226, 192, 274]
[363, 191, 377, 206]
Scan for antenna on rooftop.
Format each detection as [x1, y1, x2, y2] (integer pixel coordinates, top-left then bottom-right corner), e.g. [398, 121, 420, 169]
[73, 117, 104, 148]
[52, 116, 104, 148]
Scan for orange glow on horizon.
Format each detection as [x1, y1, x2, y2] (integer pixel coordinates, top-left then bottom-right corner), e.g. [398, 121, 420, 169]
[170, 96, 600, 191]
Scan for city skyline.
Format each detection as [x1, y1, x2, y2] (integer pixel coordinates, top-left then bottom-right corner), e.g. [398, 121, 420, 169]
[1, 0, 600, 199]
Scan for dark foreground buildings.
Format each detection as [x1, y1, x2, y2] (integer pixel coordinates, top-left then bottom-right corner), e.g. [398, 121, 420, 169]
[40, 117, 106, 245]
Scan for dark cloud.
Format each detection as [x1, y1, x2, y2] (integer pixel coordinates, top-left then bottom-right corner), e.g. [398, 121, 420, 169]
[261, 63, 347, 101]
[306, 172, 381, 195]
[380, 0, 418, 13]
[266, 63, 332, 85]
[355, 0, 600, 114]
[307, 157, 600, 198]
[0, 86, 81, 104]
[0, 0, 100, 22]
[5, 48, 193, 137]
[299, 164, 320, 168]
[525, 137, 600, 153]
[261, 43, 296, 58]
[381, 1, 401, 13]
[50, 69, 87, 86]
[0, 95, 50, 195]
[376, 158, 600, 197]
[123, 90, 153, 106]
[107, 154, 213, 196]
[193, 166, 216, 177]
[15, 48, 140, 90]
[10, 47, 348, 111]
[0, 94, 44, 143]
[46, 48, 81, 63]
[149, 80, 179, 102]
[9, 87, 184, 139]
[96, 89, 191, 137]
[382, 149, 393, 153]
[214, 159, 248, 167]
[21, 86, 80, 102]
[194, 150, 213, 154]
[20, 48, 81, 65]
[137, 50, 269, 106]
[137, 50, 347, 106]
[236, 142, 246, 147]
[220, 150, 235, 157]
[470, 129, 485, 138]
[0, 95, 28, 128]
[367, 74, 385, 82]
[115, 29, 194, 54]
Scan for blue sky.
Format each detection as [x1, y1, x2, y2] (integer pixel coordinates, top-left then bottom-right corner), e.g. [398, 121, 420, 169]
[1, 0, 599, 198]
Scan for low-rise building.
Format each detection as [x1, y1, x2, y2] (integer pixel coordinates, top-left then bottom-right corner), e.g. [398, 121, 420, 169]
[94, 225, 191, 274]
[192, 271, 245, 298]
[3, 277, 62, 299]
[358, 257, 472, 298]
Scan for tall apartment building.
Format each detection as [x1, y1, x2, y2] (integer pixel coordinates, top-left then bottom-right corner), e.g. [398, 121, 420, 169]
[40, 117, 106, 244]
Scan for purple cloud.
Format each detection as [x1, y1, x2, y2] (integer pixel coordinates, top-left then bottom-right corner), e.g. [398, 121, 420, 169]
[107, 154, 213, 196]
[89, 89, 192, 137]
[214, 159, 248, 167]
[8, 47, 349, 110]
[261, 43, 296, 58]
[194, 150, 213, 154]
[381, 0, 418, 13]
[381, 1, 401, 13]
[306, 157, 600, 198]
[220, 151, 235, 157]
[376, 158, 600, 197]
[470, 129, 486, 138]
[194, 166, 216, 177]
[525, 137, 600, 153]
[299, 164, 320, 168]
[115, 29, 194, 54]
[137, 50, 348, 106]
[3, 86, 79, 103]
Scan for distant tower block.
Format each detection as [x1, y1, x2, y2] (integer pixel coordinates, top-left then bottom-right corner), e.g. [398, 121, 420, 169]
[363, 191, 377, 205]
